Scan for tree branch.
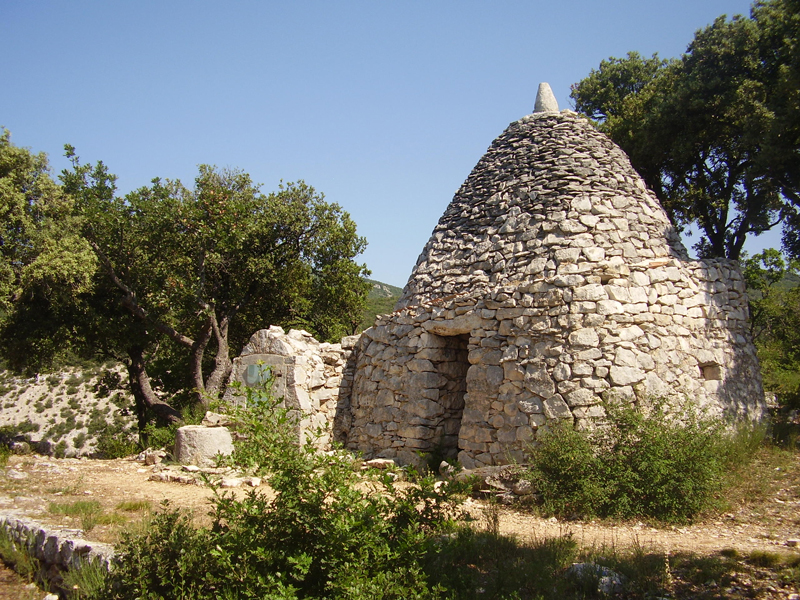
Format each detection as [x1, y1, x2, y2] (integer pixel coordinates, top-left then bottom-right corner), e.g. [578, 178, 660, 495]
[89, 240, 195, 348]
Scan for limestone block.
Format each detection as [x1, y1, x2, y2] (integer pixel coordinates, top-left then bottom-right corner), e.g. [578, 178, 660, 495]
[543, 395, 572, 420]
[573, 284, 608, 302]
[174, 426, 234, 468]
[466, 365, 503, 393]
[609, 366, 646, 386]
[533, 82, 559, 112]
[617, 325, 644, 341]
[569, 328, 599, 347]
[553, 362, 571, 381]
[566, 388, 598, 407]
[583, 247, 605, 261]
[517, 397, 544, 414]
[614, 348, 638, 367]
[572, 405, 606, 419]
[408, 398, 444, 419]
[524, 363, 556, 398]
[597, 300, 624, 315]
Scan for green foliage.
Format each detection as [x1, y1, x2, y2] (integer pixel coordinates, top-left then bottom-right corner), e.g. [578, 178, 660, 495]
[62, 558, 108, 600]
[0, 525, 43, 586]
[526, 402, 757, 523]
[49, 499, 124, 531]
[744, 250, 800, 408]
[94, 418, 138, 459]
[93, 369, 122, 398]
[115, 500, 152, 512]
[1, 130, 371, 429]
[94, 377, 463, 600]
[571, 1, 800, 260]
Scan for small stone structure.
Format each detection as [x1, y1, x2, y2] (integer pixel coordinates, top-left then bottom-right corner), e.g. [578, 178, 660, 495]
[226, 326, 359, 447]
[232, 84, 766, 469]
[344, 84, 765, 468]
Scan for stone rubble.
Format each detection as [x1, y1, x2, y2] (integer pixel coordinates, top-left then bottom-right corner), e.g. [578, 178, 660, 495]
[226, 326, 360, 447]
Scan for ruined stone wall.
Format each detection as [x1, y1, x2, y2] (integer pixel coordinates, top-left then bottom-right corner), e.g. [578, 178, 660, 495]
[226, 326, 359, 447]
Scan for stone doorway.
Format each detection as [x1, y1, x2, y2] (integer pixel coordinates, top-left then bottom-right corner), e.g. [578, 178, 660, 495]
[433, 333, 470, 458]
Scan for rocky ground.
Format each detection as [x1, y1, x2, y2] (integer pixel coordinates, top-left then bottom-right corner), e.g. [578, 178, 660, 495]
[0, 370, 799, 598]
[0, 368, 135, 458]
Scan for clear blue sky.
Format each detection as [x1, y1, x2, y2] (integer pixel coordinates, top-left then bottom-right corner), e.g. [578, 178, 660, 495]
[3, 0, 772, 287]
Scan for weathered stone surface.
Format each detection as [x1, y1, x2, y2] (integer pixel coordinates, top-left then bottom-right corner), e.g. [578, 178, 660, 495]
[533, 82, 559, 113]
[174, 426, 234, 468]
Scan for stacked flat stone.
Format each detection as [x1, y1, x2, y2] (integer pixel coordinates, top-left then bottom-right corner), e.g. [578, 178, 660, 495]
[227, 326, 359, 447]
[345, 103, 766, 469]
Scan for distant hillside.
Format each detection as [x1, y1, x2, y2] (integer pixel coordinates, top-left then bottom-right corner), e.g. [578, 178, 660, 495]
[367, 279, 403, 299]
[359, 279, 403, 331]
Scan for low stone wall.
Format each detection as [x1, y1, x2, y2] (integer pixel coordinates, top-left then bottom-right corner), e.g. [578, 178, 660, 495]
[0, 512, 114, 579]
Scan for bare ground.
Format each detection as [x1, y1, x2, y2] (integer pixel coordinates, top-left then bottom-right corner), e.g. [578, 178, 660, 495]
[0, 450, 799, 599]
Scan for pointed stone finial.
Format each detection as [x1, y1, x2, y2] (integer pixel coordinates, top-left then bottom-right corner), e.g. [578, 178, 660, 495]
[533, 82, 559, 113]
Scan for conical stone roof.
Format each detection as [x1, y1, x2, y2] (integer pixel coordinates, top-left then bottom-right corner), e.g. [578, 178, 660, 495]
[398, 109, 688, 309]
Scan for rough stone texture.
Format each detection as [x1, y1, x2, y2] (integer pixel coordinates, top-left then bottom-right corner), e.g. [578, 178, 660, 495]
[343, 107, 766, 468]
[226, 326, 358, 447]
[173, 425, 234, 467]
[534, 82, 559, 113]
[0, 513, 114, 571]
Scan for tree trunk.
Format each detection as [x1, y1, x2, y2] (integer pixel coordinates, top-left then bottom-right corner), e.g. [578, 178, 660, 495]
[204, 314, 232, 399]
[127, 346, 183, 426]
[189, 318, 213, 406]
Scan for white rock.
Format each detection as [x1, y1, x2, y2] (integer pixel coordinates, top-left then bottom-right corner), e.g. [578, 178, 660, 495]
[533, 82, 559, 113]
[174, 426, 234, 468]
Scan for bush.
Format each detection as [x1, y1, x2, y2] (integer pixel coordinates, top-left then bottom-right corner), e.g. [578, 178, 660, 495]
[92, 373, 464, 599]
[95, 418, 138, 459]
[526, 401, 756, 523]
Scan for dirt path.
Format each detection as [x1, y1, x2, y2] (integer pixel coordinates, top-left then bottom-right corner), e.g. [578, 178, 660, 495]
[2, 453, 799, 558]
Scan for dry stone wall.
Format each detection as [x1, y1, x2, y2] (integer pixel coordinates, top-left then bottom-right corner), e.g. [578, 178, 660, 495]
[345, 105, 766, 469]
[226, 326, 359, 447]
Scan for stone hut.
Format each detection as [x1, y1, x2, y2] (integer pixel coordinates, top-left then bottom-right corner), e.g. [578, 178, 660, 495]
[343, 83, 766, 469]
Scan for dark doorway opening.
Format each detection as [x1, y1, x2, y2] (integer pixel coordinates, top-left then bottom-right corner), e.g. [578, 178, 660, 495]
[434, 333, 470, 458]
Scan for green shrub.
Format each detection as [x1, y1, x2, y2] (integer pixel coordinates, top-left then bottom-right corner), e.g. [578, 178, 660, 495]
[94, 370, 123, 398]
[62, 557, 108, 599]
[54, 440, 68, 458]
[95, 419, 138, 459]
[526, 401, 754, 523]
[92, 373, 464, 599]
[140, 421, 180, 451]
[73, 432, 87, 449]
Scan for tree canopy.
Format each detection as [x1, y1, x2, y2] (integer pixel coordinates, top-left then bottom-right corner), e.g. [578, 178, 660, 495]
[570, 0, 800, 260]
[0, 135, 370, 426]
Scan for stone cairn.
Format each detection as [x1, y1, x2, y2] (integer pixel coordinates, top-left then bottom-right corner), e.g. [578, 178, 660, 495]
[342, 83, 766, 469]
